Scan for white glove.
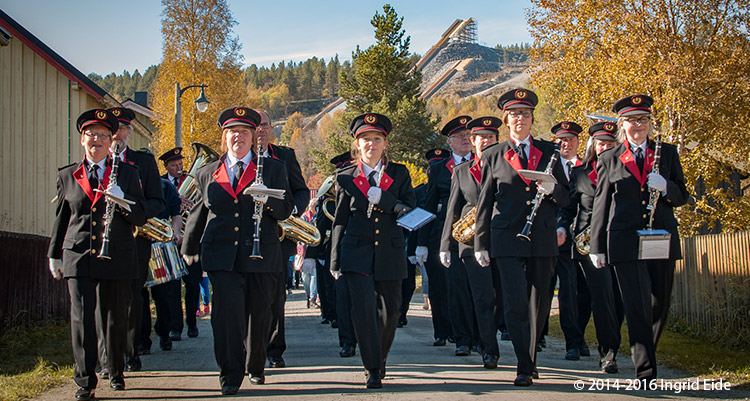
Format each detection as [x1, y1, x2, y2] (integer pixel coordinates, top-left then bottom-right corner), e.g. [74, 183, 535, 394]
[474, 250, 490, 267]
[367, 187, 382, 204]
[48, 258, 63, 280]
[647, 173, 667, 194]
[556, 227, 567, 247]
[408, 255, 417, 264]
[108, 183, 124, 200]
[317, 259, 325, 266]
[331, 270, 342, 280]
[589, 253, 606, 269]
[439, 251, 451, 268]
[537, 181, 555, 196]
[183, 254, 200, 265]
[249, 183, 269, 204]
[415, 246, 428, 264]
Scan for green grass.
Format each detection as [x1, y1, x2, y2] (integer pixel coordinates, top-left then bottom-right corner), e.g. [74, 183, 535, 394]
[547, 314, 750, 389]
[0, 322, 73, 401]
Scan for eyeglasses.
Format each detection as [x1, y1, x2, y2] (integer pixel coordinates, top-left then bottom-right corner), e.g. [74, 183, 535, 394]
[623, 116, 651, 125]
[257, 122, 271, 129]
[450, 133, 471, 140]
[508, 111, 533, 118]
[83, 132, 112, 139]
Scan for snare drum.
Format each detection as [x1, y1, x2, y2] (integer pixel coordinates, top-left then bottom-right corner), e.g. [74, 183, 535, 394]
[145, 241, 189, 287]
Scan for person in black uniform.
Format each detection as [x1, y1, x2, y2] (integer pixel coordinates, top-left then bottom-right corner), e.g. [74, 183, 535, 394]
[104, 107, 165, 373]
[330, 113, 416, 388]
[440, 116, 501, 369]
[560, 121, 623, 373]
[159, 147, 202, 339]
[474, 88, 569, 386]
[550, 121, 588, 361]
[181, 107, 293, 395]
[590, 95, 688, 381]
[417, 116, 474, 350]
[254, 109, 310, 370]
[48, 109, 147, 400]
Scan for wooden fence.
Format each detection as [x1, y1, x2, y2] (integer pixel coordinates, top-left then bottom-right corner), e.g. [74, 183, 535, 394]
[672, 230, 750, 331]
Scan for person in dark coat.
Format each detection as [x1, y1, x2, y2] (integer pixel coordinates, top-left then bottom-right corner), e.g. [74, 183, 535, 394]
[440, 116, 501, 369]
[48, 109, 147, 400]
[590, 95, 688, 381]
[181, 107, 294, 395]
[330, 113, 416, 388]
[474, 88, 569, 386]
[559, 121, 624, 373]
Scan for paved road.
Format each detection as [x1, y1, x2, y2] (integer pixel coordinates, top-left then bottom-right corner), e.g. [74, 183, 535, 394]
[36, 291, 748, 400]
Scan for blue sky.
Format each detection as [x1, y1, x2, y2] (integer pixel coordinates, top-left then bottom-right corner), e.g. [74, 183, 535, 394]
[1, 0, 533, 75]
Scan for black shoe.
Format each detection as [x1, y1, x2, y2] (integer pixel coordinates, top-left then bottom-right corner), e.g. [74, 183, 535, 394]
[250, 375, 265, 385]
[169, 330, 182, 341]
[565, 348, 581, 360]
[602, 360, 619, 374]
[536, 343, 543, 352]
[188, 326, 199, 338]
[531, 369, 539, 379]
[126, 355, 141, 372]
[136, 344, 151, 355]
[579, 344, 591, 356]
[366, 369, 382, 389]
[160, 336, 173, 351]
[110, 376, 125, 391]
[483, 354, 498, 369]
[514, 373, 533, 386]
[539, 337, 547, 348]
[321, 318, 330, 324]
[455, 345, 471, 356]
[433, 337, 446, 346]
[75, 386, 95, 401]
[221, 385, 239, 395]
[447, 336, 456, 344]
[98, 368, 109, 380]
[330, 319, 338, 328]
[397, 317, 407, 327]
[500, 330, 511, 341]
[268, 356, 286, 368]
[339, 345, 356, 358]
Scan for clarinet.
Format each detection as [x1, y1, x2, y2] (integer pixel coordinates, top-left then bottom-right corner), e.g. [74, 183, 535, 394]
[98, 143, 122, 259]
[250, 141, 264, 260]
[366, 162, 386, 219]
[646, 134, 662, 230]
[517, 142, 561, 241]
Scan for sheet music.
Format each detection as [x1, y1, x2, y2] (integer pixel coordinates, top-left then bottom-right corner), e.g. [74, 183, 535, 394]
[397, 207, 436, 231]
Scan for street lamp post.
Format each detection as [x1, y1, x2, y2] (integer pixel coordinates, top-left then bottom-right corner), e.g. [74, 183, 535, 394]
[174, 83, 210, 147]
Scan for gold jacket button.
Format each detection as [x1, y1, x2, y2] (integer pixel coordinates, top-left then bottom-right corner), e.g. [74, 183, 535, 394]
[642, 200, 647, 205]
[92, 221, 97, 226]
[92, 207, 96, 213]
[92, 235, 96, 240]
[91, 249, 96, 254]
[234, 213, 239, 218]
[642, 214, 647, 219]
[526, 200, 531, 205]
[234, 227, 239, 232]
[374, 241, 379, 246]
[234, 241, 238, 246]
[234, 199, 239, 204]
[375, 229, 380, 234]
[525, 187, 530, 192]
[374, 218, 379, 223]
[641, 187, 646, 192]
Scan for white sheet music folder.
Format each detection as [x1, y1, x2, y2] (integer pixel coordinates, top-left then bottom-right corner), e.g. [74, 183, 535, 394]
[397, 207, 436, 231]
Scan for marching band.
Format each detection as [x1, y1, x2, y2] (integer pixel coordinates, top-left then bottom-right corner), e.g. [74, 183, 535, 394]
[49, 90, 686, 398]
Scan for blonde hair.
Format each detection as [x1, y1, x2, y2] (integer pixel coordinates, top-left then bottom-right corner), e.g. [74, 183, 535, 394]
[220, 126, 258, 153]
[350, 136, 390, 166]
[501, 109, 535, 127]
[616, 114, 653, 144]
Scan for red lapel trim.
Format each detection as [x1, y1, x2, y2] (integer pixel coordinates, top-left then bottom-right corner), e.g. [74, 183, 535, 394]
[469, 160, 482, 184]
[528, 142, 542, 171]
[503, 148, 530, 185]
[574, 158, 582, 167]
[267, 144, 280, 160]
[353, 161, 369, 197]
[212, 158, 258, 199]
[588, 161, 598, 186]
[92, 163, 112, 206]
[445, 158, 456, 176]
[73, 163, 95, 203]
[619, 143, 655, 186]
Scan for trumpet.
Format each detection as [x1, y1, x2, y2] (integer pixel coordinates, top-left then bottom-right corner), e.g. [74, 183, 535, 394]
[573, 226, 590, 255]
[451, 206, 476, 243]
[135, 217, 174, 242]
[279, 215, 321, 246]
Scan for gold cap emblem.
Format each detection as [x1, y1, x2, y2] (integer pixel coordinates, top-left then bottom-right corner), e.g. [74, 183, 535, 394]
[483, 118, 492, 126]
[435, 149, 442, 155]
[632, 96, 642, 105]
[111, 109, 121, 117]
[561, 122, 570, 129]
[95, 110, 107, 120]
[234, 108, 246, 117]
[604, 122, 615, 131]
[364, 114, 377, 124]
[459, 117, 468, 125]
[515, 89, 527, 99]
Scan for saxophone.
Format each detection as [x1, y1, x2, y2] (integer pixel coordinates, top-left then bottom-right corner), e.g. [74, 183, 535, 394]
[134, 217, 174, 242]
[451, 206, 476, 243]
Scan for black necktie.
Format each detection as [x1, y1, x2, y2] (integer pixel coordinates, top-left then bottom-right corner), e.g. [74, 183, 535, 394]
[368, 170, 377, 187]
[173, 176, 179, 187]
[233, 161, 244, 190]
[566, 161, 573, 179]
[635, 148, 644, 171]
[88, 164, 100, 190]
[518, 143, 528, 169]
[460, 157, 468, 164]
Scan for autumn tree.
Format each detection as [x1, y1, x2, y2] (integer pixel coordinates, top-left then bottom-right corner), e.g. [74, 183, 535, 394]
[337, 4, 438, 166]
[150, 0, 246, 166]
[528, 0, 750, 234]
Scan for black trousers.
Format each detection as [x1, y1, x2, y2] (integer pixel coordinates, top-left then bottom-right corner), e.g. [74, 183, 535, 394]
[315, 258, 337, 322]
[424, 250, 451, 340]
[446, 251, 475, 348]
[267, 244, 295, 359]
[495, 256, 556, 375]
[491, 260, 506, 332]
[345, 274, 401, 371]
[72, 277, 131, 387]
[151, 279, 180, 337]
[137, 287, 152, 350]
[182, 259, 203, 330]
[612, 259, 675, 380]
[576, 265, 592, 334]
[335, 274, 357, 347]
[399, 259, 417, 322]
[578, 258, 621, 365]
[208, 270, 277, 387]
[556, 250, 585, 351]
[462, 256, 499, 357]
[125, 240, 151, 360]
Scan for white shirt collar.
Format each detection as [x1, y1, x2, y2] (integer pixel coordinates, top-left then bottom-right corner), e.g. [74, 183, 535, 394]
[360, 159, 383, 181]
[227, 151, 255, 169]
[630, 140, 648, 154]
[85, 157, 106, 179]
[510, 135, 531, 157]
[452, 152, 471, 165]
[561, 155, 579, 165]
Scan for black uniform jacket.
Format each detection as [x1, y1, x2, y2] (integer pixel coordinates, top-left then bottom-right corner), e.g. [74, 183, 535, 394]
[48, 160, 147, 279]
[590, 141, 687, 263]
[474, 138, 569, 258]
[440, 157, 483, 257]
[330, 161, 416, 281]
[123, 147, 165, 219]
[418, 154, 472, 248]
[181, 153, 294, 273]
[406, 184, 427, 258]
[267, 144, 309, 214]
[559, 162, 597, 259]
